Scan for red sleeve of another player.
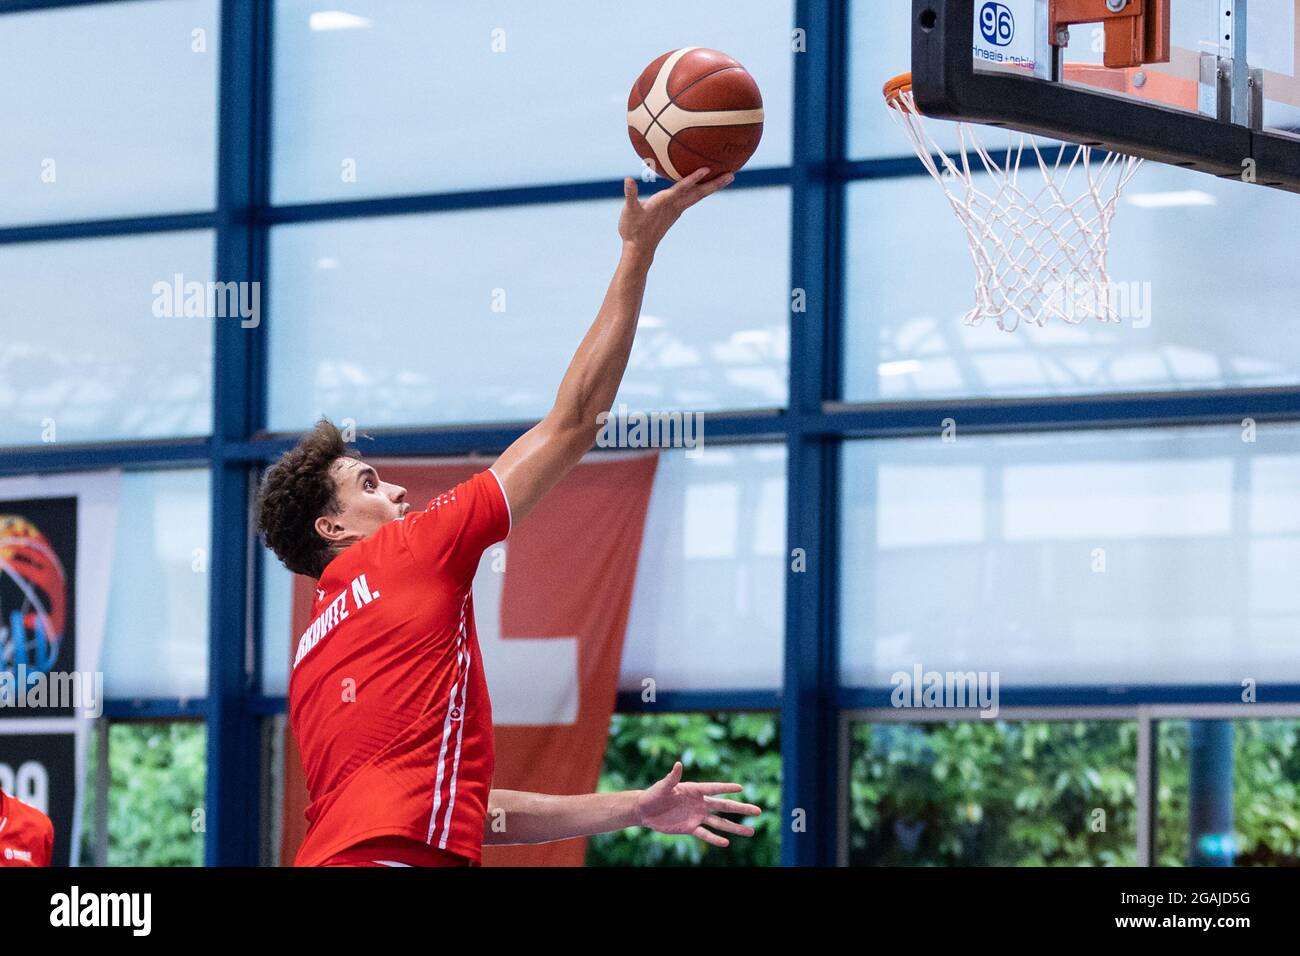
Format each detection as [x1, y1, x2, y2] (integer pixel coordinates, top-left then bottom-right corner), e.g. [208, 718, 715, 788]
[40, 817, 53, 867]
[401, 469, 511, 583]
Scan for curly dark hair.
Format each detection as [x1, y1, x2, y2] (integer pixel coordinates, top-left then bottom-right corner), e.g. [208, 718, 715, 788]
[255, 418, 358, 579]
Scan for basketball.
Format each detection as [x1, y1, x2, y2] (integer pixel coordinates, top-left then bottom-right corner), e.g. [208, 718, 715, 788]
[627, 47, 764, 182]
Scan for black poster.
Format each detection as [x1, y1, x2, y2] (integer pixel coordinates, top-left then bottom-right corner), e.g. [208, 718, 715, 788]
[0, 496, 78, 719]
[0, 495, 83, 867]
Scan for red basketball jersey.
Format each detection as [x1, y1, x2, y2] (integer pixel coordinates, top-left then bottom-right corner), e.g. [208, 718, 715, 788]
[0, 789, 54, 867]
[289, 469, 510, 867]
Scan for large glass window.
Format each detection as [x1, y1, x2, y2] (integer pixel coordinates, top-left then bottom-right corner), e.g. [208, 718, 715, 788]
[1156, 718, 1300, 867]
[840, 424, 1300, 688]
[102, 469, 211, 700]
[81, 721, 206, 867]
[848, 0, 952, 160]
[259, 543, 295, 698]
[0, 0, 219, 226]
[0, 231, 215, 447]
[622, 445, 786, 690]
[843, 165, 1300, 402]
[267, 189, 790, 430]
[272, 0, 794, 202]
[847, 719, 1139, 866]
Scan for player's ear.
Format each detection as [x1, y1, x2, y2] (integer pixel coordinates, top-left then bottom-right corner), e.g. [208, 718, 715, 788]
[314, 514, 345, 543]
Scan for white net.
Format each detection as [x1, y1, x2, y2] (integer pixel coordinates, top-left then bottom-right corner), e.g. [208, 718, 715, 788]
[887, 84, 1143, 332]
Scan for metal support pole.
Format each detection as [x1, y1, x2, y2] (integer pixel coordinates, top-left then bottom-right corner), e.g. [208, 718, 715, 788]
[1034, 0, 1060, 81]
[94, 718, 109, 867]
[1220, 0, 1253, 125]
[1188, 720, 1235, 866]
[1201, 1, 1256, 126]
[1135, 711, 1157, 866]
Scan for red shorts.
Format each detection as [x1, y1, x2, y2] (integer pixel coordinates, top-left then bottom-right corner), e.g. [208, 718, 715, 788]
[320, 836, 474, 868]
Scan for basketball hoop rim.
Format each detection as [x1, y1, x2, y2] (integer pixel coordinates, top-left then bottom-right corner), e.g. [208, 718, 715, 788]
[882, 72, 913, 111]
[883, 64, 1193, 114]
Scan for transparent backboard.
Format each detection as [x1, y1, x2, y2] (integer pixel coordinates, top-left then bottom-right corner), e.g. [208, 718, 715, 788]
[895, 0, 1299, 331]
[970, 0, 1300, 136]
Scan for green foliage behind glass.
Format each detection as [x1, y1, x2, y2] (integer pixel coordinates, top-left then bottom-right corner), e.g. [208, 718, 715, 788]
[80, 721, 206, 867]
[852, 719, 1300, 867]
[1162, 719, 1300, 867]
[1232, 720, 1300, 865]
[587, 712, 780, 867]
[849, 720, 1139, 866]
[72, 714, 1300, 867]
[586, 715, 1300, 867]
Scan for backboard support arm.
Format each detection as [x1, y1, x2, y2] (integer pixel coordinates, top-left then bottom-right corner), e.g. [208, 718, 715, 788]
[1048, 0, 1171, 69]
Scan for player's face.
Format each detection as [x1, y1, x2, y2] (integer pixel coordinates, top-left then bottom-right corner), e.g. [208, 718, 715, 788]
[324, 457, 410, 542]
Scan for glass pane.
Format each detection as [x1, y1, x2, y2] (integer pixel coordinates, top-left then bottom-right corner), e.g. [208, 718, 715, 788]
[622, 445, 786, 691]
[848, 720, 1138, 865]
[844, 163, 1300, 402]
[79, 722, 206, 866]
[0, 231, 214, 446]
[1157, 717, 1300, 867]
[272, 0, 793, 202]
[1156, 718, 1191, 865]
[840, 424, 1300, 688]
[259, 544, 294, 697]
[0, 0, 219, 226]
[267, 189, 790, 429]
[848, 0, 965, 159]
[590, 712, 778, 866]
[1232, 718, 1300, 866]
[103, 469, 210, 699]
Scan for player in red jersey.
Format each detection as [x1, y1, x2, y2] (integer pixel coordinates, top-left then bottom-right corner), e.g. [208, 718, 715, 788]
[257, 168, 762, 867]
[0, 788, 54, 867]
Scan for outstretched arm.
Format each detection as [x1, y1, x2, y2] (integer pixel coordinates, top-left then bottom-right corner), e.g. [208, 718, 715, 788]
[482, 761, 761, 847]
[491, 168, 734, 526]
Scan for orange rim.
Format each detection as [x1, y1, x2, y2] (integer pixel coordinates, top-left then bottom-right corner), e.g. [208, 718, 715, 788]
[882, 71, 913, 111]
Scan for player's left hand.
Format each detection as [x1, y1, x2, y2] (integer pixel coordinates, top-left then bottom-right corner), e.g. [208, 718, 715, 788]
[634, 760, 762, 848]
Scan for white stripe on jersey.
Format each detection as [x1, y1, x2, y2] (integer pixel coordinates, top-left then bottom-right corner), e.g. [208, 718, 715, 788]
[438, 642, 472, 850]
[487, 466, 513, 535]
[426, 591, 471, 846]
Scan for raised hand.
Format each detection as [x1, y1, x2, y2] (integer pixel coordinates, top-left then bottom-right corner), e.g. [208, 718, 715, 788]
[618, 167, 735, 256]
[634, 760, 763, 848]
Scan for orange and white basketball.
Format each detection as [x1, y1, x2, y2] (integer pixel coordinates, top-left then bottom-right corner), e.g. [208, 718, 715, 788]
[627, 47, 765, 182]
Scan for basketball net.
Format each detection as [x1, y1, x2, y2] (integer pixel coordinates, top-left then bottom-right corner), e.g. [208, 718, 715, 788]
[884, 74, 1142, 332]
